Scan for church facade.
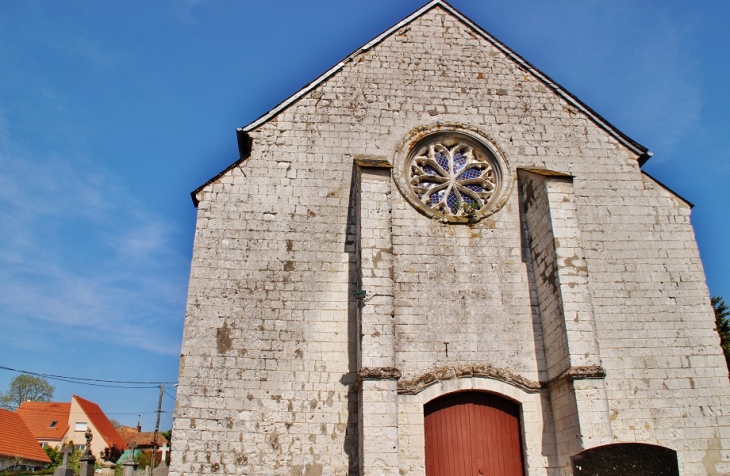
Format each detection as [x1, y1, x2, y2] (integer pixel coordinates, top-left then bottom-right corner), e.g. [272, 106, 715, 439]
[170, 2, 730, 475]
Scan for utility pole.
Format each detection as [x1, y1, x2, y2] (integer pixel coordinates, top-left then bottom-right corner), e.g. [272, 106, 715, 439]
[151, 383, 164, 471]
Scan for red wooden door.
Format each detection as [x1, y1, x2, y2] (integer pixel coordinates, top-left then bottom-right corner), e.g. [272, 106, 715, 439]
[424, 392, 524, 476]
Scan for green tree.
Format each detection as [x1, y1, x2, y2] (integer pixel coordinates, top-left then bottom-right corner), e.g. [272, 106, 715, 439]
[136, 451, 151, 470]
[0, 375, 54, 410]
[44, 445, 63, 469]
[101, 445, 124, 463]
[713, 296, 730, 370]
[67, 446, 82, 472]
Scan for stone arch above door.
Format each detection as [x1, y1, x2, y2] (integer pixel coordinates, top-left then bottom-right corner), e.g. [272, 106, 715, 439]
[397, 377, 558, 476]
[405, 368, 541, 404]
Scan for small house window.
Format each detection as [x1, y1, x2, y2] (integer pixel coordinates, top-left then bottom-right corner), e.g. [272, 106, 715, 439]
[75, 422, 87, 431]
[49, 420, 58, 428]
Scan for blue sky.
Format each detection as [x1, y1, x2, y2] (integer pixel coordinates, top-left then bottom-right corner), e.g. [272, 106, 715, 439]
[1, 0, 728, 432]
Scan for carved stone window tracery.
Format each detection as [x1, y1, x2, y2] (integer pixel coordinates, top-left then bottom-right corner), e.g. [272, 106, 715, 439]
[393, 126, 512, 224]
[410, 141, 496, 217]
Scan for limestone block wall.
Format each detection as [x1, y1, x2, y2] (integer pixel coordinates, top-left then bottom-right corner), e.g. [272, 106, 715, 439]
[171, 4, 730, 476]
[171, 142, 359, 474]
[355, 164, 399, 476]
[578, 171, 730, 474]
[519, 170, 612, 473]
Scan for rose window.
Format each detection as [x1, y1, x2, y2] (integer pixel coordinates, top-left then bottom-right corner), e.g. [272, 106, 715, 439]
[393, 127, 511, 223]
[409, 141, 496, 218]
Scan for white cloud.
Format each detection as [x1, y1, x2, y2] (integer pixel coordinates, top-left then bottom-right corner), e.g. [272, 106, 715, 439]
[0, 135, 187, 356]
[63, 36, 123, 68]
[169, 0, 203, 25]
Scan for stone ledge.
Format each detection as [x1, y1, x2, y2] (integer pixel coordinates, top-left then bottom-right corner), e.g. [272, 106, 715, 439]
[518, 167, 573, 178]
[546, 365, 606, 389]
[354, 156, 393, 168]
[355, 367, 402, 390]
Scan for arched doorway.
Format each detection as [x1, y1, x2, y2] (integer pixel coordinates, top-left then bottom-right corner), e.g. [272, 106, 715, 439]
[424, 391, 524, 476]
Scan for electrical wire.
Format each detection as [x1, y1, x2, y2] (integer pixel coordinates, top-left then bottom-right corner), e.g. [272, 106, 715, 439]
[105, 411, 163, 416]
[2, 365, 176, 433]
[36, 376, 157, 389]
[0, 365, 177, 389]
[8, 408, 162, 416]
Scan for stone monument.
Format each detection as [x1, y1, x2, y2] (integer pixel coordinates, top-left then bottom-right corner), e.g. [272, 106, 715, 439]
[122, 442, 139, 476]
[52, 442, 74, 476]
[79, 428, 96, 476]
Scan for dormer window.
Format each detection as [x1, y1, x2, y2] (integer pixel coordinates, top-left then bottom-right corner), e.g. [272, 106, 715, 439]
[49, 420, 58, 428]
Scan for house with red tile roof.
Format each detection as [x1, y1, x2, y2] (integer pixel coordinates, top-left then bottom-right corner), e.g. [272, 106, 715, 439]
[117, 425, 168, 450]
[117, 424, 170, 466]
[14, 402, 70, 449]
[16, 395, 126, 458]
[0, 409, 51, 470]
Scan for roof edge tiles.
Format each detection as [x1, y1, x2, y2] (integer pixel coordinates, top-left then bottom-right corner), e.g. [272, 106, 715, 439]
[239, 0, 648, 155]
[0, 409, 52, 463]
[641, 171, 694, 209]
[191, 0, 650, 206]
[72, 396, 127, 450]
[117, 426, 169, 448]
[14, 402, 71, 440]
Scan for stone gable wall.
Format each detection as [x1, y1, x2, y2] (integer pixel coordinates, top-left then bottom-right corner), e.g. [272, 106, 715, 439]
[171, 6, 729, 476]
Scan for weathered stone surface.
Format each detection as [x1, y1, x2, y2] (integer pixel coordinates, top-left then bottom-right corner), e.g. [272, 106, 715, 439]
[170, 3, 730, 476]
[397, 364, 541, 395]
